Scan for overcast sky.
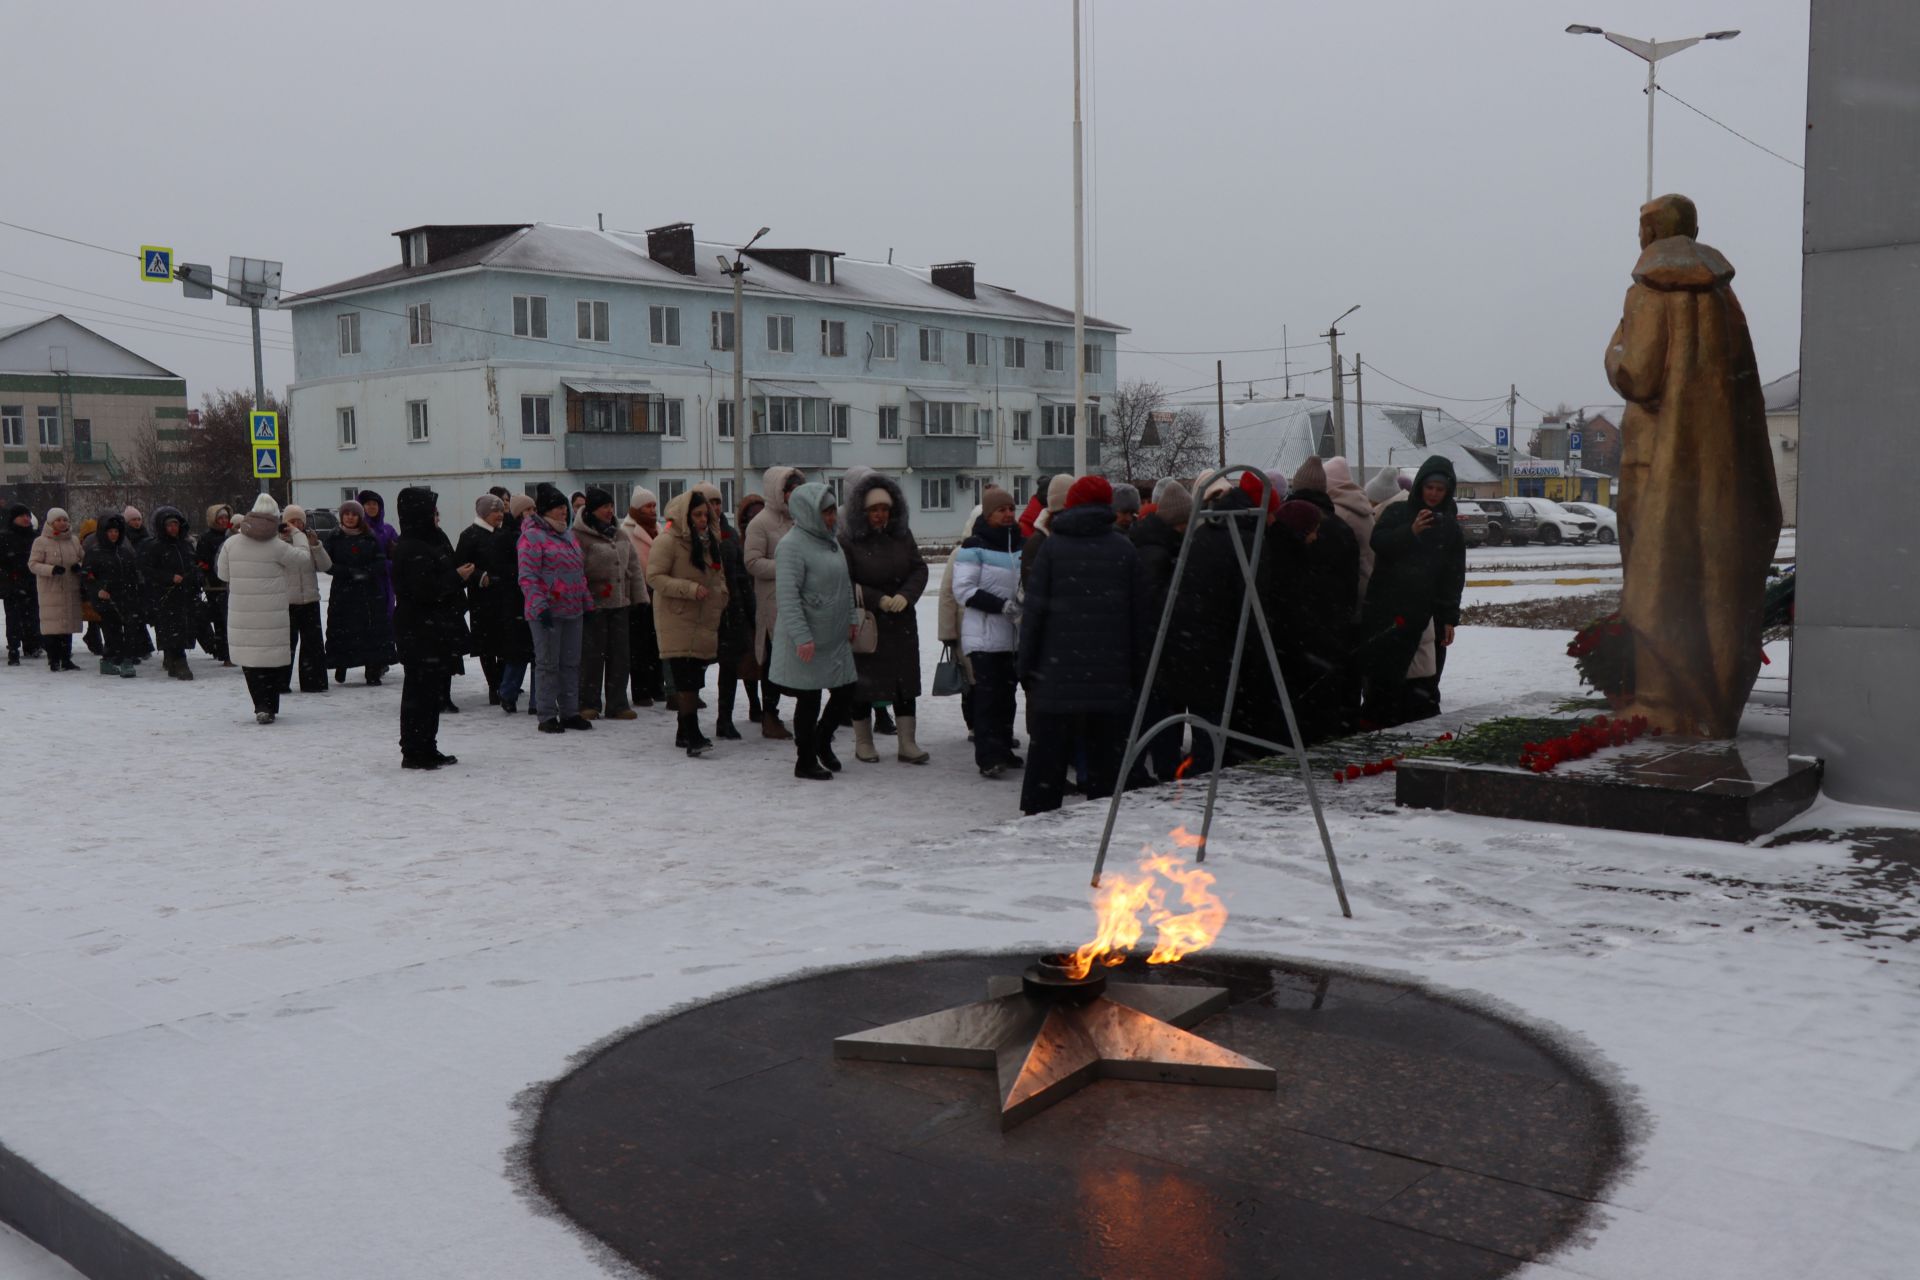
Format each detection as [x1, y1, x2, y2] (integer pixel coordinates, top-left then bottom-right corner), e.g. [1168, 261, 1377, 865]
[3, 0, 1809, 430]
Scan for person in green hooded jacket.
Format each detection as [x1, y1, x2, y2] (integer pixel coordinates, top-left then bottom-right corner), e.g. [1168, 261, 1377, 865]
[769, 482, 860, 780]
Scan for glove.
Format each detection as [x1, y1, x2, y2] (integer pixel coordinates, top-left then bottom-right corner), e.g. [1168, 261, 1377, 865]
[966, 590, 1006, 615]
[880, 594, 908, 613]
[537, 610, 554, 629]
[51, 565, 65, 576]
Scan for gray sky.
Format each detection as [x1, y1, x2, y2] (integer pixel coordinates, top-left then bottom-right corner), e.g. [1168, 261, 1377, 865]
[2, 0, 1809, 430]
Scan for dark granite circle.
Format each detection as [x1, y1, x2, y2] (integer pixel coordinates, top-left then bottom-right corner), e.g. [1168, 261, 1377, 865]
[529, 952, 1627, 1280]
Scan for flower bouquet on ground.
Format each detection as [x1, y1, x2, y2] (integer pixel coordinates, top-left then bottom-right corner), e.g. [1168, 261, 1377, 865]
[1569, 612, 1634, 701]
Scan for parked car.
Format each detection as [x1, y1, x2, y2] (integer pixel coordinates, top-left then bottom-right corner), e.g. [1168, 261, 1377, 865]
[1454, 500, 1490, 546]
[1518, 499, 1598, 546]
[1473, 498, 1539, 546]
[306, 506, 339, 535]
[1557, 501, 1619, 545]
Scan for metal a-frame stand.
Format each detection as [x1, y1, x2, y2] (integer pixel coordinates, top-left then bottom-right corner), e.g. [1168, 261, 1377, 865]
[1090, 465, 1352, 918]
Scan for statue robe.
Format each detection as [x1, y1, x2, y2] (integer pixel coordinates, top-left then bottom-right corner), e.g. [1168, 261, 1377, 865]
[1605, 235, 1782, 737]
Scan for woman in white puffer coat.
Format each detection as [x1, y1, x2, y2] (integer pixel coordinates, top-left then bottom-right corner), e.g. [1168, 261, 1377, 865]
[216, 493, 322, 723]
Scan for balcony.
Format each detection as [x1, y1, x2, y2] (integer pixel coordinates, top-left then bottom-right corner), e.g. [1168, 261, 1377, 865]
[905, 434, 980, 469]
[748, 433, 834, 469]
[1036, 437, 1102, 472]
[564, 431, 663, 471]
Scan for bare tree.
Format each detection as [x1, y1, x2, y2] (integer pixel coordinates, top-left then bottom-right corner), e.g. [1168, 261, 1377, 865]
[130, 388, 289, 515]
[1104, 380, 1215, 489]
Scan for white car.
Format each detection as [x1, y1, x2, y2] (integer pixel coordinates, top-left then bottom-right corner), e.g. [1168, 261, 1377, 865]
[1557, 501, 1620, 545]
[1516, 498, 1597, 545]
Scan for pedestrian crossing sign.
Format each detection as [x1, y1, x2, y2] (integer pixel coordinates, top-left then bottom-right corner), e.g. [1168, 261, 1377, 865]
[250, 410, 280, 444]
[140, 245, 174, 284]
[252, 446, 281, 479]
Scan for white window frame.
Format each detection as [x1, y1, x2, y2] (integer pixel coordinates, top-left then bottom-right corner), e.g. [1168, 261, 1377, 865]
[337, 312, 361, 355]
[408, 301, 432, 346]
[1041, 405, 1077, 437]
[717, 400, 736, 440]
[649, 304, 681, 347]
[872, 322, 897, 361]
[919, 326, 943, 363]
[0, 406, 21, 448]
[877, 405, 900, 441]
[809, 253, 834, 284]
[974, 407, 995, 437]
[337, 406, 357, 449]
[718, 478, 737, 512]
[576, 299, 610, 343]
[341, 486, 360, 505]
[36, 407, 60, 448]
[1014, 474, 1032, 506]
[710, 310, 735, 351]
[921, 402, 958, 436]
[1004, 336, 1026, 369]
[920, 477, 953, 511]
[407, 399, 430, 443]
[1044, 339, 1064, 372]
[966, 332, 991, 366]
[513, 294, 548, 339]
[648, 398, 685, 439]
[1083, 342, 1102, 374]
[406, 230, 428, 266]
[657, 478, 687, 505]
[832, 404, 851, 440]
[756, 395, 826, 434]
[766, 314, 794, 353]
[1012, 410, 1032, 442]
[520, 395, 552, 437]
[820, 319, 846, 357]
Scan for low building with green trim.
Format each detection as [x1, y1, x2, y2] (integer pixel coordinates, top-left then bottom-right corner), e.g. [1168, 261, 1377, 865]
[0, 314, 189, 486]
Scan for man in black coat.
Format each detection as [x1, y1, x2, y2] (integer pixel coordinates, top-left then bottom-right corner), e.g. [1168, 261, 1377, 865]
[1017, 475, 1152, 815]
[3, 503, 42, 663]
[139, 506, 203, 679]
[393, 487, 471, 769]
[1284, 457, 1361, 742]
[1127, 480, 1192, 783]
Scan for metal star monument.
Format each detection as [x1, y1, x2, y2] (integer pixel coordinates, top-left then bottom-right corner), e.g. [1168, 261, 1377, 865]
[833, 960, 1277, 1129]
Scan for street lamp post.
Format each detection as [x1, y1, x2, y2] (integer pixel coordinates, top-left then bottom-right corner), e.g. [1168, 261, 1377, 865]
[1321, 305, 1359, 458]
[717, 227, 770, 504]
[1566, 24, 1741, 202]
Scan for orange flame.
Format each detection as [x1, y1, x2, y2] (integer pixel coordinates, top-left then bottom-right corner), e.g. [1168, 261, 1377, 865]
[1064, 827, 1228, 978]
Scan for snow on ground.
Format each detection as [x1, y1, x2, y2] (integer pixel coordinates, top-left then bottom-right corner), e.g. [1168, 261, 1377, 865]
[1, 586, 1912, 1280]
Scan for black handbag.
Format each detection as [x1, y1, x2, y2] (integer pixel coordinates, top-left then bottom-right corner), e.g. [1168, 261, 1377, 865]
[931, 643, 966, 697]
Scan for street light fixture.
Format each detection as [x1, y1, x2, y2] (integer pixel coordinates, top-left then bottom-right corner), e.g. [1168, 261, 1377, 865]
[1321, 305, 1360, 458]
[1567, 23, 1741, 201]
[720, 227, 772, 503]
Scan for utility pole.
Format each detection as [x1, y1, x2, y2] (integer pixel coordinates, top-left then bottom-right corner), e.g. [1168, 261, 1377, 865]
[717, 227, 770, 504]
[1322, 305, 1358, 457]
[1216, 359, 1227, 468]
[1565, 25, 1742, 203]
[1071, 0, 1088, 476]
[1352, 353, 1365, 475]
[1282, 324, 1291, 398]
[1508, 383, 1517, 496]
[176, 258, 280, 496]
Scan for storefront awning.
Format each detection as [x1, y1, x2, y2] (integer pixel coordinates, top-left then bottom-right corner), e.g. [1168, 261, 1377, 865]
[908, 386, 980, 404]
[563, 379, 653, 396]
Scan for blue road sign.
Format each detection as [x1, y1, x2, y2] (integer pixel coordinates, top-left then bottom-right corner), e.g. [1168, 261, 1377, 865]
[1494, 427, 1510, 448]
[250, 410, 280, 443]
[252, 446, 282, 479]
[1569, 431, 1584, 451]
[140, 245, 174, 284]
[500, 457, 522, 470]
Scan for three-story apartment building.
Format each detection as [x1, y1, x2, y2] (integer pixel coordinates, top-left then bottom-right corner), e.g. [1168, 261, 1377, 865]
[284, 222, 1123, 537]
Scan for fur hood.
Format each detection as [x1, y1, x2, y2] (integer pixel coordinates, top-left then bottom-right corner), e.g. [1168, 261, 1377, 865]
[842, 473, 909, 544]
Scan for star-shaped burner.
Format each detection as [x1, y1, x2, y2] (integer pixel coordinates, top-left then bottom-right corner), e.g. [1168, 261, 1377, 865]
[833, 957, 1277, 1129]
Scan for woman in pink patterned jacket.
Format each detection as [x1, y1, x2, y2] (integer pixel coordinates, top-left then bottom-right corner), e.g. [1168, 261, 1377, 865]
[517, 483, 593, 733]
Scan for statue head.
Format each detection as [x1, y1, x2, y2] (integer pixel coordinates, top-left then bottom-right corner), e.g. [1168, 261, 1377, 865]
[1639, 194, 1699, 249]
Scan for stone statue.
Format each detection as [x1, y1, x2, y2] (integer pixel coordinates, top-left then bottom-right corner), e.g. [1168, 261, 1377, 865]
[1605, 194, 1782, 737]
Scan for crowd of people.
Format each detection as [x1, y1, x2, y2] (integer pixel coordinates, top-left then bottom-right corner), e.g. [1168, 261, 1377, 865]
[0, 452, 1466, 798]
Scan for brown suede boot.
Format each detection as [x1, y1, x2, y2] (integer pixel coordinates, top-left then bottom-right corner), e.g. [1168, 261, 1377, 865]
[761, 711, 793, 740]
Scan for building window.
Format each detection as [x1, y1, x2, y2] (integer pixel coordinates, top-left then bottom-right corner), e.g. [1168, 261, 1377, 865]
[337, 312, 361, 355]
[341, 486, 359, 505]
[1004, 337, 1026, 369]
[0, 407, 20, 448]
[718, 478, 737, 512]
[872, 322, 897, 360]
[657, 478, 687, 505]
[827, 476, 845, 505]
[36, 407, 60, 448]
[337, 406, 357, 448]
[649, 305, 681, 346]
[520, 395, 552, 437]
[820, 319, 846, 357]
[1041, 405, 1076, 436]
[766, 315, 794, 353]
[877, 406, 900, 441]
[710, 311, 735, 351]
[576, 299, 610, 343]
[408, 302, 432, 346]
[832, 404, 850, 440]
[1044, 340, 1064, 372]
[809, 253, 834, 284]
[1012, 410, 1032, 442]
[919, 327, 943, 363]
[648, 398, 685, 439]
[717, 401, 736, 440]
[407, 400, 430, 443]
[1083, 343, 1102, 374]
[756, 396, 825, 434]
[513, 295, 547, 339]
[920, 477, 953, 511]
[975, 408, 996, 437]
[921, 402, 958, 436]
[966, 332, 991, 366]
[583, 398, 618, 433]
[406, 230, 428, 266]
[1014, 475, 1032, 506]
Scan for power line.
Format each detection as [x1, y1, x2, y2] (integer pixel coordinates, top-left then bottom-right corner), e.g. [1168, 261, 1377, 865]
[0, 299, 291, 353]
[0, 288, 294, 349]
[1121, 340, 1323, 356]
[0, 269, 273, 332]
[1656, 85, 1804, 172]
[1358, 361, 1509, 404]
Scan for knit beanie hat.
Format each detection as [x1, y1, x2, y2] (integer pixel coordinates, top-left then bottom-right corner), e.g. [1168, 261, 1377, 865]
[475, 494, 504, 518]
[508, 494, 537, 518]
[864, 484, 893, 508]
[283, 505, 307, 525]
[1046, 473, 1074, 513]
[1290, 456, 1328, 495]
[1363, 468, 1402, 506]
[535, 483, 569, 516]
[1155, 480, 1193, 526]
[980, 485, 1014, 518]
[1322, 457, 1355, 489]
[1238, 470, 1281, 514]
[584, 486, 614, 513]
[337, 499, 365, 525]
[123, 505, 143, 522]
[249, 492, 281, 519]
[1276, 499, 1322, 539]
[1065, 475, 1113, 509]
[1110, 482, 1142, 514]
[629, 486, 658, 513]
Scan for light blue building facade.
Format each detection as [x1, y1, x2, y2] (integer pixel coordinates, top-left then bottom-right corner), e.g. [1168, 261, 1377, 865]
[284, 222, 1123, 536]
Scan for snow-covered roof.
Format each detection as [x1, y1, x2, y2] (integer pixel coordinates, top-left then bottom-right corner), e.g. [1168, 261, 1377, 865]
[1762, 370, 1799, 413]
[1209, 395, 1504, 483]
[0, 313, 180, 378]
[285, 222, 1127, 332]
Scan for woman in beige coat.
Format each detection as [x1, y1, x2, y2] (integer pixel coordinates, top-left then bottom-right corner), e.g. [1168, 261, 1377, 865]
[28, 508, 83, 670]
[647, 488, 729, 757]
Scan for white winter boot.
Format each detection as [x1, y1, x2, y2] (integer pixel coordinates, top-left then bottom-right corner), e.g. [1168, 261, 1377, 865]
[896, 715, 930, 765]
[853, 714, 880, 763]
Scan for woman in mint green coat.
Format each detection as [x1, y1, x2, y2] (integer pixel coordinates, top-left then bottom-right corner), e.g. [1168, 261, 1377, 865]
[771, 482, 860, 780]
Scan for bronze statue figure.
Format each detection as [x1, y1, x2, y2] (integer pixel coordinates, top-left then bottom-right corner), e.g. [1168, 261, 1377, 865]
[1605, 194, 1782, 738]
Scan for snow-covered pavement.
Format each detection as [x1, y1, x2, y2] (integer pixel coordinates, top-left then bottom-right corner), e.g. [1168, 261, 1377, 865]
[1, 588, 1912, 1279]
